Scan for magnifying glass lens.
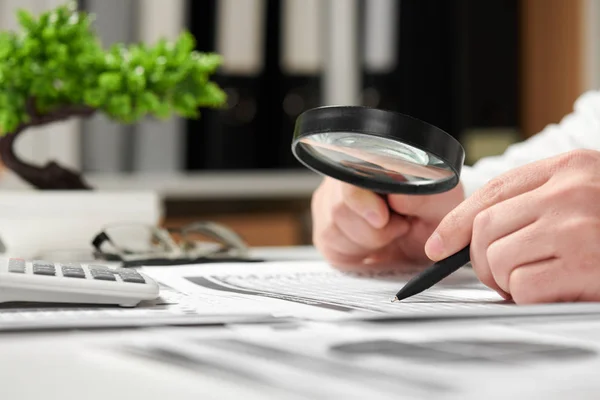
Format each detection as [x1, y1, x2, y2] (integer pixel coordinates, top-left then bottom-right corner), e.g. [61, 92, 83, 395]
[298, 132, 455, 185]
[317, 132, 430, 163]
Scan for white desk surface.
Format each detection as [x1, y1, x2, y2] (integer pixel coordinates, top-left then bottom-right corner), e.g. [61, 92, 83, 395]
[0, 246, 325, 400]
[4, 246, 597, 400]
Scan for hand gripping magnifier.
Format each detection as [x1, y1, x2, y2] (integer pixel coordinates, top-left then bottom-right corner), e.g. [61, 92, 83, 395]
[291, 106, 471, 301]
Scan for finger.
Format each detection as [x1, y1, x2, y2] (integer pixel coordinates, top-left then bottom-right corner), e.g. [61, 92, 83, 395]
[508, 258, 582, 304]
[469, 191, 541, 296]
[425, 159, 556, 261]
[387, 190, 457, 220]
[341, 183, 390, 228]
[469, 243, 508, 299]
[335, 202, 410, 250]
[317, 222, 373, 265]
[485, 220, 557, 294]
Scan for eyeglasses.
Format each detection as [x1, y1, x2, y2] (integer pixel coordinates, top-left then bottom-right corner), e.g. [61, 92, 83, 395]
[91, 221, 263, 267]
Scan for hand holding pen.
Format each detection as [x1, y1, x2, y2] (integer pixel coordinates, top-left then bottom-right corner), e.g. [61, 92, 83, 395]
[397, 151, 600, 305]
[301, 107, 600, 305]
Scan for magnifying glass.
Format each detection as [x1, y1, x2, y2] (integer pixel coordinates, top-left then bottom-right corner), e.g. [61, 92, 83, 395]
[291, 106, 464, 194]
[291, 105, 471, 300]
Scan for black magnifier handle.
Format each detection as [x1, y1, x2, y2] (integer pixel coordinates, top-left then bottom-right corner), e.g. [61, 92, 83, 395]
[392, 244, 471, 301]
[378, 194, 402, 218]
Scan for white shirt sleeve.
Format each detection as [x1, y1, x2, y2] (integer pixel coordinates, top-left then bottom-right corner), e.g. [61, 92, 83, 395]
[460, 90, 600, 197]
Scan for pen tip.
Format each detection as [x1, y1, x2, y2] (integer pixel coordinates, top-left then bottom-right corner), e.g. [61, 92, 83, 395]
[391, 296, 398, 303]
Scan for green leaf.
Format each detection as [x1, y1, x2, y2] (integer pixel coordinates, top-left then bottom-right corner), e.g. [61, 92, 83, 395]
[38, 10, 50, 29]
[176, 31, 196, 54]
[41, 26, 57, 40]
[17, 10, 38, 32]
[0, 110, 20, 134]
[126, 67, 146, 92]
[132, 96, 149, 116]
[139, 91, 160, 112]
[21, 37, 41, 56]
[0, 110, 10, 133]
[119, 94, 132, 116]
[46, 59, 61, 71]
[98, 72, 122, 92]
[196, 81, 227, 107]
[0, 33, 15, 60]
[151, 38, 168, 57]
[55, 44, 69, 61]
[83, 88, 106, 107]
[153, 102, 171, 119]
[106, 94, 132, 118]
[193, 52, 223, 73]
[173, 92, 197, 114]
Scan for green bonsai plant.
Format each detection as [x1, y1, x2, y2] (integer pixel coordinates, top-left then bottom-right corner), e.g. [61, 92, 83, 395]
[0, 1, 226, 189]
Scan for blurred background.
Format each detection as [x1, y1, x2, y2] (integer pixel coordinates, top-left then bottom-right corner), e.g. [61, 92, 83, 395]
[0, 0, 597, 250]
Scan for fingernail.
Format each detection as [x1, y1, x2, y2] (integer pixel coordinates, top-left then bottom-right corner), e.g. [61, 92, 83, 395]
[425, 232, 444, 259]
[365, 211, 382, 227]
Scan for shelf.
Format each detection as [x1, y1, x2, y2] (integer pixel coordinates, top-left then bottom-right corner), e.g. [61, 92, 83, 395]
[0, 170, 324, 200]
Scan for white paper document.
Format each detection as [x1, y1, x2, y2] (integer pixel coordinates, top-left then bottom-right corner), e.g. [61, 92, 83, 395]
[86, 319, 600, 400]
[0, 280, 275, 331]
[140, 260, 600, 321]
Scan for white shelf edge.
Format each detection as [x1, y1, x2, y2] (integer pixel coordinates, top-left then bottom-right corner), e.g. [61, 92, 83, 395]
[0, 170, 324, 200]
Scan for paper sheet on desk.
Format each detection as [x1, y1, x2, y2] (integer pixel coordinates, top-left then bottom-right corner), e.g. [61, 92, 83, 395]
[141, 260, 600, 321]
[89, 318, 600, 400]
[0, 281, 277, 332]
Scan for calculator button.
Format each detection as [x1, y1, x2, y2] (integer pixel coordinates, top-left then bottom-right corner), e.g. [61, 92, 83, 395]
[61, 263, 82, 268]
[8, 258, 26, 273]
[90, 267, 116, 281]
[61, 265, 86, 279]
[116, 270, 146, 284]
[88, 264, 111, 270]
[32, 261, 56, 276]
[92, 275, 116, 281]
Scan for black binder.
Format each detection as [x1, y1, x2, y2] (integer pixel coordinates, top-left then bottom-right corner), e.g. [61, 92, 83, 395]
[274, 0, 323, 169]
[454, 0, 519, 131]
[358, 0, 519, 143]
[186, 0, 269, 170]
[359, 0, 457, 138]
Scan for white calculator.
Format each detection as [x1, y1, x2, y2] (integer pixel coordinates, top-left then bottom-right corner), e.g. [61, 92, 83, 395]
[0, 257, 159, 307]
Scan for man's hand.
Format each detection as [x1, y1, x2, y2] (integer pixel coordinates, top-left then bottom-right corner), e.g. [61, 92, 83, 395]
[424, 149, 600, 304]
[311, 176, 465, 269]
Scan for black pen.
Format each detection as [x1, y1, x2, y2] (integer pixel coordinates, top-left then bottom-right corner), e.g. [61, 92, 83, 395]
[391, 245, 471, 302]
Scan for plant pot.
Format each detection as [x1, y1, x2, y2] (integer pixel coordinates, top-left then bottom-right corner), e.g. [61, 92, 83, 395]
[0, 190, 162, 259]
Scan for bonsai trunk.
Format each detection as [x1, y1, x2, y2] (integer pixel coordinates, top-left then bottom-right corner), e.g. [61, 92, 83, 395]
[0, 102, 96, 190]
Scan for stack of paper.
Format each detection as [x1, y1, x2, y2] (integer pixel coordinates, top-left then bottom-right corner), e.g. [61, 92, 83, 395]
[3, 260, 600, 331]
[140, 260, 600, 321]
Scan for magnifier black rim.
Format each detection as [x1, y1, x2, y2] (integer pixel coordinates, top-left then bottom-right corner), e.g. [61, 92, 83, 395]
[291, 106, 465, 195]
